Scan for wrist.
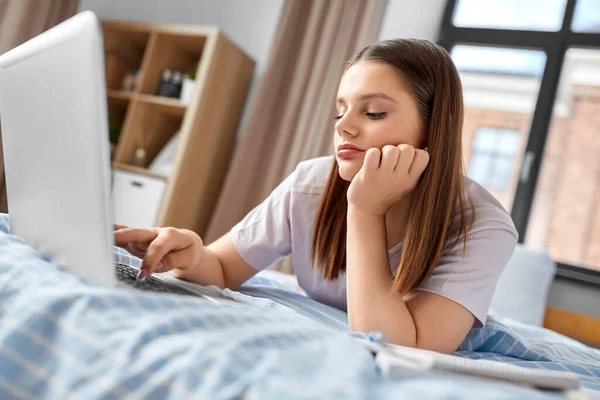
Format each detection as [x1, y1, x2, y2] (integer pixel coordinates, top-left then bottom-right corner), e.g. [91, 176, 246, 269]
[348, 204, 387, 220]
[191, 245, 205, 272]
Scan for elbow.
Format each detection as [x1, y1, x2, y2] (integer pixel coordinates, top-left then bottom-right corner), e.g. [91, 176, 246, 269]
[384, 332, 458, 354]
[414, 339, 459, 354]
[384, 331, 417, 349]
[222, 278, 239, 291]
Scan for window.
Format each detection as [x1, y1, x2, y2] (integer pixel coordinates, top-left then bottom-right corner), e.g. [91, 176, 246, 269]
[525, 48, 600, 270]
[572, 0, 600, 32]
[439, 0, 600, 279]
[450, 45, 545, 210]
[467, 128, 520, 191]
[452, 0, 567, 32]
[452, 45, 546, 76]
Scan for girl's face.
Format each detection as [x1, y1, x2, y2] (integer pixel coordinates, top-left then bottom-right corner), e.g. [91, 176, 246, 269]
[334, 60, 426, 181]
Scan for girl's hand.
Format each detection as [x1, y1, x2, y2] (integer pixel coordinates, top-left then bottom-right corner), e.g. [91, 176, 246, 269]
[347, 144, 429, 216]
[113, 225, 204, 280]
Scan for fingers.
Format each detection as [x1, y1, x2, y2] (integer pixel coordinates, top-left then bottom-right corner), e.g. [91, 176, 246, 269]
[125, 242, 149, 259]
[363, 148, 382, 171]
[409, 148, 430, 178]
[114, 224, 129, 231]
[139, 228, 194, 279]
[394, 144, 415, 174]
[139, 233, 178, 277]
[114, 228, 158, 248]
[380, 145, 400, 171]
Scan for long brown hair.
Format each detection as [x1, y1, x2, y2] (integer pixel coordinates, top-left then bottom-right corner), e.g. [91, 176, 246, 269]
[311, 39, 473, 294]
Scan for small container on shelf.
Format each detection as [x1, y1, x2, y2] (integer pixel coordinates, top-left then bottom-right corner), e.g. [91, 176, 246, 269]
[180, 73, 195, 104]
[121, 70, 139, 91]
[131, 148, 148, 167]
[172, 71, 183, 98]
[155, 69, 183, 98]
[155, 69, 171, 96]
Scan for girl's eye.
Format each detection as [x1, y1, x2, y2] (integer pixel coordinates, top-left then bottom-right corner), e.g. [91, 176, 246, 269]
[333, 115, 344, 120]
[366, 112, 386, 120]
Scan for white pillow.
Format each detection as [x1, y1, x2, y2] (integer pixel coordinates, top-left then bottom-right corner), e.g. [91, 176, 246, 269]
[489, 244, 556, 326]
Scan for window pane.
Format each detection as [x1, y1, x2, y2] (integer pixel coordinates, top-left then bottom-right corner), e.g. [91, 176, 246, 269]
[489, 158, 513, 190]
[498, 130, 521, 156]
[467, 154, 492, 184]
[453, 0, 567, 32]
[453, 46, 546, 211]
[472, 127, 498, 152]
[452, 45, 546, 76]
[572, 0, 600, 32]
[526, 48, 600, 271]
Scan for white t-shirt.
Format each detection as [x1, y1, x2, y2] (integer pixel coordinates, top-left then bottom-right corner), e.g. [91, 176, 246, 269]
[230, 156, 518, 327]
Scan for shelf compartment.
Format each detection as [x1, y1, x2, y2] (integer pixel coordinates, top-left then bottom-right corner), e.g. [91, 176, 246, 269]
[138, 30, 207, 96]
[107, 96, 130, 147]
[102, 21, 152, 91]
[114, 101, 182, 170]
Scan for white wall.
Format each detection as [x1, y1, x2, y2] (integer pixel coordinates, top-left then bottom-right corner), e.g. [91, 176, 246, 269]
[379, 0, 447, 41]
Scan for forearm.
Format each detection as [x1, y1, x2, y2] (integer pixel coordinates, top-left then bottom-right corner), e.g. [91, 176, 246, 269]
[169, 246, 226, 288]
[346, 206, 416, 346]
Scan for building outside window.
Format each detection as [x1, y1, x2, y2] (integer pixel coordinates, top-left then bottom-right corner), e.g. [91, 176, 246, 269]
[467, 127, 521, 192]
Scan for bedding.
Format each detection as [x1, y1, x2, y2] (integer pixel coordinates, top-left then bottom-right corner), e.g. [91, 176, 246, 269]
[0, 214, 598, 400]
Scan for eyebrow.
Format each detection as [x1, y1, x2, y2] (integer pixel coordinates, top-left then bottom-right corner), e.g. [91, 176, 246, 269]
[336, 92, 398, 105]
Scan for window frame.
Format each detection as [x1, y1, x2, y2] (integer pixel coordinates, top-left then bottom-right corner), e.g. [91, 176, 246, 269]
[438, 0, 600, 284]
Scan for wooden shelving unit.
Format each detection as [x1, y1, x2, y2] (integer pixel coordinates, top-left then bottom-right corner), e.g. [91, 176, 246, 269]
[102, 20, 255, 236]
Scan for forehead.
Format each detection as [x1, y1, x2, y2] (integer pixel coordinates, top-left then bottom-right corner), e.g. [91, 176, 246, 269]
[337, 60, 408, 97]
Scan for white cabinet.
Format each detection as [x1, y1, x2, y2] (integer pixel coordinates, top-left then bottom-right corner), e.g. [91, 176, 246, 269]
[112, 170, 166, 228]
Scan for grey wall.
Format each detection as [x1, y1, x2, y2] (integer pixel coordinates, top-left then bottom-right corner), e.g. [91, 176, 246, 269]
[379, 0, 447, 41]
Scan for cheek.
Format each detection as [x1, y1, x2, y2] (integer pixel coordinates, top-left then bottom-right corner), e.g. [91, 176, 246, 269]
[377, 116, 424, 147]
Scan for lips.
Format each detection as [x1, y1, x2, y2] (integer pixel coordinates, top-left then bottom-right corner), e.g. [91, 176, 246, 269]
[337, 143, 364, 158]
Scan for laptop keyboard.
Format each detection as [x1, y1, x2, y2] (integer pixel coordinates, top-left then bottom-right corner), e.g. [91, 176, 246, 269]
[115, 263, 195, 296]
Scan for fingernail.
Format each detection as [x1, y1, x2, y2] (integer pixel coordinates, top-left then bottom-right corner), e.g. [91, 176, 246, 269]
[136, 269, 147, 282]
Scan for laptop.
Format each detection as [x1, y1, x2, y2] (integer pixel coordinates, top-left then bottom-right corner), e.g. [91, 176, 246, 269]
[0, 11, 230, 301]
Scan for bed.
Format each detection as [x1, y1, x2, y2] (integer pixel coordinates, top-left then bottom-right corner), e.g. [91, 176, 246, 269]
[0, 213, 599, 400]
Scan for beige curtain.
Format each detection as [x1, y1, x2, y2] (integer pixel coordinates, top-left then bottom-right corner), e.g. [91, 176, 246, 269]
[0, 0, 80, 213]
[206, 0, 388, 249]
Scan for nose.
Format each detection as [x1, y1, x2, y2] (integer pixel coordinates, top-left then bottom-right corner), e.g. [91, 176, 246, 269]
[335, 112, 359, 138]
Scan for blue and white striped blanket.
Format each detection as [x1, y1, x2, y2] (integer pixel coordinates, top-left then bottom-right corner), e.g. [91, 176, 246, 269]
[0, 214, 599, 399]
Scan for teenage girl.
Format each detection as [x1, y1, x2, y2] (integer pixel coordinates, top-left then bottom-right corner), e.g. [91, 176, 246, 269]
[115, 39, 518, 354]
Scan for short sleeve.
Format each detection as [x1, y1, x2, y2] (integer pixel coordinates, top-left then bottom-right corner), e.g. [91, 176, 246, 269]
[229, 169, 297, 271]
[417, 218, 518, 327]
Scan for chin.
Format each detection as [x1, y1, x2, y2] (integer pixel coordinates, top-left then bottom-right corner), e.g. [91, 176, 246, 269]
[336, 157, 360, 181]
